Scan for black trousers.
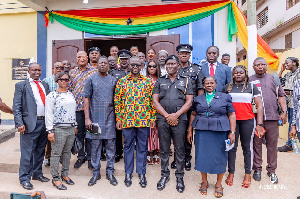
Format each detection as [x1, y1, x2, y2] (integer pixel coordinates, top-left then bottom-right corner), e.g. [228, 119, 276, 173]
[76, 111, 91, 161]
[228, 118, 255, 174]
[115, 129, 123, 156]
[19, 119, 47, 183]
[173, 109, 192, 162]
[158, 120, 187, 178]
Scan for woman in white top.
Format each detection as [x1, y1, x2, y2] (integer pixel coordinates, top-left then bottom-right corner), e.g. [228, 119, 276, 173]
[45, 71, 76, 190]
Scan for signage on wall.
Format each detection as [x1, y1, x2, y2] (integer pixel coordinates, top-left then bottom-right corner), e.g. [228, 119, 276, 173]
[12, 58, 30, 80]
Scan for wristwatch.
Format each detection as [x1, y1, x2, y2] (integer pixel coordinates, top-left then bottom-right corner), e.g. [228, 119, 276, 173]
[257, 123, 263, 126]
[47, 130, 54, 134]
[229, 131, 235, 134]
[282, 111, 288, 114]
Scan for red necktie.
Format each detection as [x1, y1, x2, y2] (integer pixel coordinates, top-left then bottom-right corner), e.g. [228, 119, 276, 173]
[34, 81, 45, 106]
[210, 63, 215, 76]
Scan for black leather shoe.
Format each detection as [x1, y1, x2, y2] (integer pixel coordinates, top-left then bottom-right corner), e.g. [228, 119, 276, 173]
[176, 177, 185, 193]
[21, 182, 33, 190]
[61, 176, 75, 185]
[115, 154, 123, 163]
[52, 179, 67, 190]
[88, 174, 101, 186]
[171, 161, 176, 169]
[88, 160, 93, 170]
[32, 176, 50, 182]
[74, 159, 85, 168]
[185, 161, 191, 171]
[267, 172, 278, 184]
[124, 174, 132, 187]
[157, 176, 170, 191]
[138, 174, 147, 188]
[44, 158, 50, 167]
[106, 173, 118, 186]
[253, 170, 261, 181]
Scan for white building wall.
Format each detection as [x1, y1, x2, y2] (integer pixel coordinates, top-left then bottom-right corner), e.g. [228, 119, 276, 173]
[257, 0, 300, 36]
[293, 28, 300, 48]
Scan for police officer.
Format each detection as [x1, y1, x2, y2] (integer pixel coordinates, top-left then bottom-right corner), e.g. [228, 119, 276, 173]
[116, 49, 132, 74]
[170, 44, 204, 171]
[153, 55, 194, 193]
[108, 50, 130, 163]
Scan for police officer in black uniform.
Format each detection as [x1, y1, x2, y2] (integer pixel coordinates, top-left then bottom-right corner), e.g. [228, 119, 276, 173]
[153, 55, 194, 193]
[170, 44, 204, 171]
[108, 50, 131, 163]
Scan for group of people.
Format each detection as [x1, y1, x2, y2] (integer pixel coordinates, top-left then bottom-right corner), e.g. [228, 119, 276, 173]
[11, 41, 299, 198]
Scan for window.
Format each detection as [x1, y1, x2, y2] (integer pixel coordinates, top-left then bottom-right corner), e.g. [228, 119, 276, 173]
[285, 33, 292, 49]
[257, 7, 268, 29]
[287, 0, 300, 9]
[242, 0, 246, 5]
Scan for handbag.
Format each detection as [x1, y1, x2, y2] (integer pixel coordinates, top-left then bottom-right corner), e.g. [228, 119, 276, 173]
[71, 136, 82, 155]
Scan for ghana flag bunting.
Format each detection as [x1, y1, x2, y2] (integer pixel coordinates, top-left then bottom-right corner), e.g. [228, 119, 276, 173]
[45, 0, 279, 69]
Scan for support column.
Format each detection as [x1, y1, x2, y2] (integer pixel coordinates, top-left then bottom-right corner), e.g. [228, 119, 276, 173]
[247, 0, 257, 76]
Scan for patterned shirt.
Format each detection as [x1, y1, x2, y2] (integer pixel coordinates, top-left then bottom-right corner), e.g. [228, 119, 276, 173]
[280, 68, 300, 108]
[292, 79, 300, 131]
[68, 66, 97, 111]
[45, 91, 76, 131]
[43, 75, 58, 92]
[114, 73, 156, 128]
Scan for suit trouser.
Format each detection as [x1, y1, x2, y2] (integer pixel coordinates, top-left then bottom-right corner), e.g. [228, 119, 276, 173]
[122, 127, 150, 174]
[228, 119, 255, 174]
[50, 126, 75, 181]
[253, 120, 278, 173]
[19, 119, 47, 183]
[76, 111, 91, 160]
[91, 138, 116, 176]
[158, 120, 186, 178]
[115, 129, 123, 156]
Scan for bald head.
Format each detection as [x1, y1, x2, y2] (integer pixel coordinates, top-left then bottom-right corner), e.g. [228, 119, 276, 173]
[76, 51, 88, 68]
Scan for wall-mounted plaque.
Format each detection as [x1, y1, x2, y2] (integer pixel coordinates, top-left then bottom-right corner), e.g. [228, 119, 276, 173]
[12, 59, 30, 80]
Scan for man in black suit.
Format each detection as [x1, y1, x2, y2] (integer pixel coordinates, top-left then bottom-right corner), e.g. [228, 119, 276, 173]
[13, 63, 50, 190]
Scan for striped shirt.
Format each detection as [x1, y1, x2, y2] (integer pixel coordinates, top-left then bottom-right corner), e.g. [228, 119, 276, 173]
[69, 65, 97, 111]
[222, 82, 261, 120]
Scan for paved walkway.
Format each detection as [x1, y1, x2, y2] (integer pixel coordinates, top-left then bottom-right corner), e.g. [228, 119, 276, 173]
[0, 130, 299, 199]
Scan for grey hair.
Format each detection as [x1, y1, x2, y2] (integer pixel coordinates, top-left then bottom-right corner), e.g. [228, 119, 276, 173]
[55, 71, 70, 82]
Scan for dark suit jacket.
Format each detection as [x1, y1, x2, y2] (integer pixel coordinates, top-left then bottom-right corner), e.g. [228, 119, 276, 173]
[13, 79, 50, 133]
[201, 61, 231, 92]
[191, 92, 235, 132]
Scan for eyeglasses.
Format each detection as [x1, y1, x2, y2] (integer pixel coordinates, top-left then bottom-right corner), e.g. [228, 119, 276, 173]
[130, 64, 141, 68]
[58, 78, 70, 82]
[148, 65, 157, 68]
[55, 67, 64, 70]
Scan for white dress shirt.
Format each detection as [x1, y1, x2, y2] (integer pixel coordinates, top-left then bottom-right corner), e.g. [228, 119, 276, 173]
[29, 77, 46, 116]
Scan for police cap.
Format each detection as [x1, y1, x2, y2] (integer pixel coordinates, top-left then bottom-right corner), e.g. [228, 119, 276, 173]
[176, 44, 193, 53]
[117, 49, 132, 58]
[88, 47, 101, 54]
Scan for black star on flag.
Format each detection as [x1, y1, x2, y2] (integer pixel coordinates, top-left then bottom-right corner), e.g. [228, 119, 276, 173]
[126, 18, 133, 25]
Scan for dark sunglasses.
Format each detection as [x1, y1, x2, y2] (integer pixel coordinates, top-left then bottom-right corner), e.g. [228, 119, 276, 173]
[58, 78, 69, 82]
[148, 65, 157, 68]
[55, 67, 64, 70]
[130, 64, 141, 68]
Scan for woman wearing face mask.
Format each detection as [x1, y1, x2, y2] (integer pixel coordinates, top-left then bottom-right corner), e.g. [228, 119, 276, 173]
[222, 65, 264, 188]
